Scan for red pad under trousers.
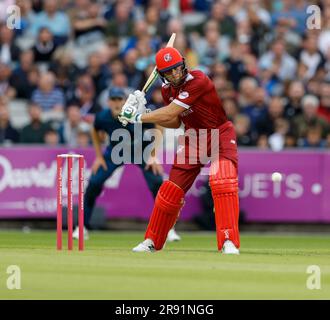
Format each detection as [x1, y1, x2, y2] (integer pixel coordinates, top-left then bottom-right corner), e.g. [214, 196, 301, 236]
[209, 159, 240, 250]
[145, 180, 185, 250]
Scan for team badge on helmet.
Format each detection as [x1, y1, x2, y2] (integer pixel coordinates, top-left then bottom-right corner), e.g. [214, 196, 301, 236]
[164, 53, 172, 62]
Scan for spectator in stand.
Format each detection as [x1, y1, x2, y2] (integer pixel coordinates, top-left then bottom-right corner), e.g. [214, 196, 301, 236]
[271, 17, 301, 56]
[243, 53, 259, 77]
[121, 20, 150, 55]
[105, 1, 135, 38]
[30, 0, 71, 45]
[148, 85, 164, 110]
[30, 0, 43, 14]
[33, 27, 58, 63]
[284, 131, 297, 148]
[209, 0, 236, 40]
[84, 52, 110, 96]
[145, 4, 170, 38]
[109, 58, 124, 76]
[318, 5, 330, 56]
[271, 0, 307, 35]
[174, 32, 199, 69]
[298, 124, 327, 148]
[193, 20, 230, 67]
[259, 38, 297, 81]
[58, 104, 90, 147]
[223, 98, 240, 122]
[306, 77, 321, 97]
[297, 33, 326, 81]
[19, 103, 51, 144]
[14, 0, 36, 37]
[318, 81, 330, 122]
[49, 48, 80, 95]
[67, 74, 102, 123]
[0, 62, 16, 100]
[243, 1, 271, 57]
[76, 124, 91, 147]
[326, 132, 330, 148]
[284, 80, 305, 120]
[237, 77, 258, 108]
[165, 18, 184, 43]
[0, 102, 19, 144]
[0, 24, 20, 65]
[233, 114, 255, 146]
[9, 50, 38, 99]
[224, 41, 249, 90]
[292, 95, 329, 140]
[212, 75, 230, 99]
[259, 64, 283, 97]
[235, 0, 272, 27]
[31, 72, 65, 112]
[268, 118, 290, 151]
[242, 86, 268, 133]
[210, 61, 227, 79]
[256, 96, 285, 136]
[256, 134, 270, 149]
[69, 0, 106, 48]
[44, 127, 60, 145]
[235, 19, 252, 50]
[123, 49, 144, 89]
[110, 72, 129, 90]
[135, 35, 155, 72]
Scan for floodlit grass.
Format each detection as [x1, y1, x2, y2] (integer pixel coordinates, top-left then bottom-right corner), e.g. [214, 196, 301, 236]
[0, 231, 329, 299]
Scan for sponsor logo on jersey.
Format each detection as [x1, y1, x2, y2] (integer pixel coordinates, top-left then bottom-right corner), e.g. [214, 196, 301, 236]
[230, 139, 236, 145]
[164, 53, 172, 62]
[178, 91, 189, 99]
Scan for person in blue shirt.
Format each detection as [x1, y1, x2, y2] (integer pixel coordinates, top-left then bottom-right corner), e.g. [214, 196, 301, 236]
[30, 0, 71, 45]
[73, 87, 181, 242]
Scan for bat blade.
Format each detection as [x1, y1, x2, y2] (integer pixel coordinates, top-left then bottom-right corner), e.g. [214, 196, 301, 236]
[121, 33, 176, 126]
[142, 33, 176, 93]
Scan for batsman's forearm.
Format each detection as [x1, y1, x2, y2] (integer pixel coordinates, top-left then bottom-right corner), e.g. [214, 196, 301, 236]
[141, 107, 174, 124]
[158, 117, 181, 129]
[91, 128, 103, 158]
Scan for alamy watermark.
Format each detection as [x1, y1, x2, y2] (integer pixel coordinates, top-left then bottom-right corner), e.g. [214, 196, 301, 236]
[6, 265, 21, 290]
[106, 126, 224, 175]
[1, 4, 325, 31]
[4, 5, 21, 30]
[306, 265, 321, 290]
[306, 5, 321, 30]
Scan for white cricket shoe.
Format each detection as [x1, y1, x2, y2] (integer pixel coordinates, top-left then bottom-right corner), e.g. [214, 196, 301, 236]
[72, 226, 89, 240]
[167, 228, 181, 242]
[132, 239, 155, 252]
[222, 240, 239, 255]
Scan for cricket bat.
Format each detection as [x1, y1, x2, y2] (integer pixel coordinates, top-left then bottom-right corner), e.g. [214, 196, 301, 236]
[121, 33, 176, 126]
[141, 33, 176, 93]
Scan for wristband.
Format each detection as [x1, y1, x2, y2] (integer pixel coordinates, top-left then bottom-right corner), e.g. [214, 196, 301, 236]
[136, 114, 142, 123]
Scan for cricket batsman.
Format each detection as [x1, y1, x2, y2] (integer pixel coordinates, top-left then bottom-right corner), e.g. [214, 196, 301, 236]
[72, 87, 181, 242]
[118, 47, 240, 254]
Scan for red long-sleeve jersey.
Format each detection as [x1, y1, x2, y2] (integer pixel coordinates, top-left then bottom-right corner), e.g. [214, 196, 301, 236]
[161, 70, 228, 130]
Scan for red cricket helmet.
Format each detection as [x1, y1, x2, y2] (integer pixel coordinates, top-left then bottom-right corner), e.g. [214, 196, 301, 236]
[155, 47, 184, 73]
[155, 47, 187, 86]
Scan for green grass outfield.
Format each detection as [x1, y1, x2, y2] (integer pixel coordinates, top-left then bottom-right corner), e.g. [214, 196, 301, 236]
[0, 231, 329, 300]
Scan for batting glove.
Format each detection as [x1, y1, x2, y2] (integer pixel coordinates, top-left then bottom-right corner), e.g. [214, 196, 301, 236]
[119, 94, 140, 125]
[133, 90, 147, 114]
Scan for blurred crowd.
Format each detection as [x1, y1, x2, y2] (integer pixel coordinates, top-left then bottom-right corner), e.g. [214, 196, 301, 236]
[1, 0, 330, 150]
